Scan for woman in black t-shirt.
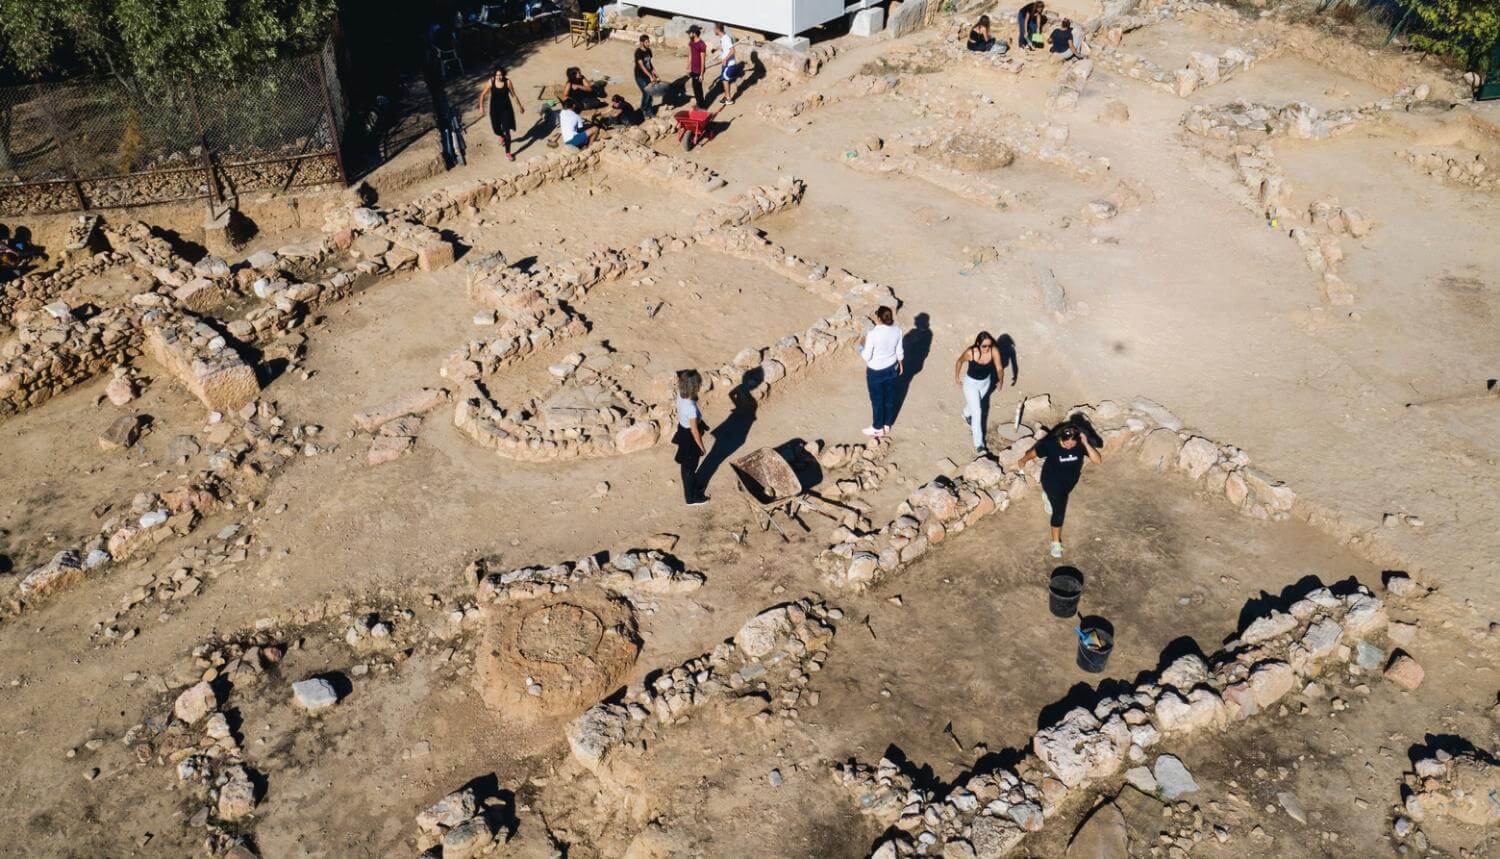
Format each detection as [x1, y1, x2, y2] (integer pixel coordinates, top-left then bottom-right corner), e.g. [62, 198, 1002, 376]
[1019, 421, 1101, 558]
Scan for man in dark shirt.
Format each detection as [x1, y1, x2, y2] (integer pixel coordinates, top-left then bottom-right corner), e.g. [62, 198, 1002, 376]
[687, 26, 707, 109]
[633, 34, 660, 116]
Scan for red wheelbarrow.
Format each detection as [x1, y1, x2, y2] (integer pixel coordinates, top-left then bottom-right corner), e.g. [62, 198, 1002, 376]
[673, 107, 720, 151]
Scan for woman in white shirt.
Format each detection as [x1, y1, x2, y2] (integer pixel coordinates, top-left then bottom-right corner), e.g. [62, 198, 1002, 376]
[673, 370, 709, 506]
[858, 306, 904, 438]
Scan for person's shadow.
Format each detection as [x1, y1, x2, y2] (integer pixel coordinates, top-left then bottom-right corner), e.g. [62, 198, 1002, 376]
[997, 333, 1019, 385]
[892, 312, 933, 424]
[698, 366, 763, 493]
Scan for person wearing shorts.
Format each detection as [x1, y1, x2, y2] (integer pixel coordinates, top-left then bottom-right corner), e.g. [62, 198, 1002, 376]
[557, 99, 590, 149]
[712, 22, 740, 106]
[1019, 422, 1101, 558]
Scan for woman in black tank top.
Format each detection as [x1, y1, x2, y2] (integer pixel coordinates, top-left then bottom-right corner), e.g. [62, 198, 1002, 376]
[954, 331, 1007, 453]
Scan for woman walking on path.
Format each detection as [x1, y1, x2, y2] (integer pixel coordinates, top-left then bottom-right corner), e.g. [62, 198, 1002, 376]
[1018, 422, 1101, 558]
[859, 306, 904, 438]
[673, 370, 710, 506]
[478, 65, 524, 161]
[953, 331, 1006, 453]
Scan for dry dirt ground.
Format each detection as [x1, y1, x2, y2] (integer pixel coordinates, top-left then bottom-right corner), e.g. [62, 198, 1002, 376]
[2, 1, 1499, 857]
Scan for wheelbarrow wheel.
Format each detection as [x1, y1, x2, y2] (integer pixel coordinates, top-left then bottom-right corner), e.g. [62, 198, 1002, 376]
[683, 131, 695, 152]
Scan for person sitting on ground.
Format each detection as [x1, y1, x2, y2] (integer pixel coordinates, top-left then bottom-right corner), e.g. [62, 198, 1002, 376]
[1049, 18, 1080, 60]
[608, 94, 643, 127]
[1017, 0, 1046, 50]
[1017, 420, 1102, 559]
[563, 67, 600, 107]
[556, 99, 592, 149]
[967, 15, 996, 52]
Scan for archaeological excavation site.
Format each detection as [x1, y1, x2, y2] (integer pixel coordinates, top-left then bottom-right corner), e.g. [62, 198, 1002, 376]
[1, 0, 1498, 856]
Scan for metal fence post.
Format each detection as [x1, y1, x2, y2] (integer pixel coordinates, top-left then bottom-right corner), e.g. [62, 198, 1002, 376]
[36, 87, 89, 211]
[187, 74, 222, 207]
[317, 40, 350, 187]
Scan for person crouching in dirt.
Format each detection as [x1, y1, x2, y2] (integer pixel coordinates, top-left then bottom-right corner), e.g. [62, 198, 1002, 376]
[1018, 421, 1100, 559]
[1017, 0, 1046, 50]
[608, 94, 643, 127]
[1049, 19, 1081, 61]
[967, 16, 1001, 52]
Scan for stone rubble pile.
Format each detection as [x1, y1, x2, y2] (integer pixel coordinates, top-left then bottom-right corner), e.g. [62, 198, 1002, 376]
[1183, 86, 1431, 143]
[897, 91, 1112, 179]
[839, 582, 1395, 856]
[10, 398, 314, 611]
[808, 437, 897, 503]
[1226, 146, 1363, 304]
[0, 305, 140, 415]
[1092, 36, 1281, 97]
[125, 639, 287, 852]
[567, 598, 839, 792]
[471, 549, 705, 604]
[91, 523, 255, 641]
[415, 787, 510, 858]
[1400, 149, 1496, 192]
[1394, 748, 1500, 845]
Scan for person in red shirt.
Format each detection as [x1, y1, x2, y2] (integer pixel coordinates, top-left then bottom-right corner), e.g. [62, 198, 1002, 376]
[687, 26, 707, 109]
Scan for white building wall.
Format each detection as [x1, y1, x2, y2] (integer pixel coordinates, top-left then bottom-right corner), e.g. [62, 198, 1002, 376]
[631, 0, 852, 36]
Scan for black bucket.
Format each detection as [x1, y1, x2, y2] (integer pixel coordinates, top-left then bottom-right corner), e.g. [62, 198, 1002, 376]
[1048, 567, 1083, 618]
[1076, 617, 1115, 673]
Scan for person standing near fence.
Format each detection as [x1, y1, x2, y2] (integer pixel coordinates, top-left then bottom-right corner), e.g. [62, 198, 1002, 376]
[953, 331, 1006, 453]
[686, 26, 707, 109]
[478, 65, 525, 161]
[858, 306, 904, 439]
[674, 370, 710, 506]
[634, 34, 661, 117]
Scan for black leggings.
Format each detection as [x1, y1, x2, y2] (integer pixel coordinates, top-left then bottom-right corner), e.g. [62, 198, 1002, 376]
[673, 428, 702, 503]
[1042, 477, 1076, 528]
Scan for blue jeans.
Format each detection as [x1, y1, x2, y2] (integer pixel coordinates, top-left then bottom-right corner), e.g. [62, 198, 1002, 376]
[636, 75, 655, 116]
[866, 365, 898, 430]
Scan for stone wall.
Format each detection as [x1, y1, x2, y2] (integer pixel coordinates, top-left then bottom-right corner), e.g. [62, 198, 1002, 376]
[820, 396, 1316, 591]
[0, 306, 141, 416]
[837, 581, 1392, 856]
[449, 193, 905, 464]
[567, 597, 840, 807]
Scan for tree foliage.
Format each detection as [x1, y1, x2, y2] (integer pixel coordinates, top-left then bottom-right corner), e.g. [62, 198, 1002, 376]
[1406, 0, 1500, 73]
[0, 0, 336, 82]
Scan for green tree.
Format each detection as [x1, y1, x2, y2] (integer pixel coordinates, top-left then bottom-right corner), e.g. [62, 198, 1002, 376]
[1406, 0, 1500, 73]
[0, 0, 335, 82]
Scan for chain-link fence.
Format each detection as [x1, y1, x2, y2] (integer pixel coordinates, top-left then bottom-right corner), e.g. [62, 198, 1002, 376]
[0, 40, 348, 216]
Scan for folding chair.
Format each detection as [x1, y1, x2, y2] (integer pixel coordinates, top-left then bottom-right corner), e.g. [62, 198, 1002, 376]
[568, 12, 601, 48]
[433, 31, 464, 79]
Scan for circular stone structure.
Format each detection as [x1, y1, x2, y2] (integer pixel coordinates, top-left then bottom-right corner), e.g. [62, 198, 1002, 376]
[473, 585, 640, 716]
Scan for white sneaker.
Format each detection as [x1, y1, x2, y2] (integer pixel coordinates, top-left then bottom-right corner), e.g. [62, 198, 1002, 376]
[1049, 541, 1064, 558]
[862, 427, 879, 437]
